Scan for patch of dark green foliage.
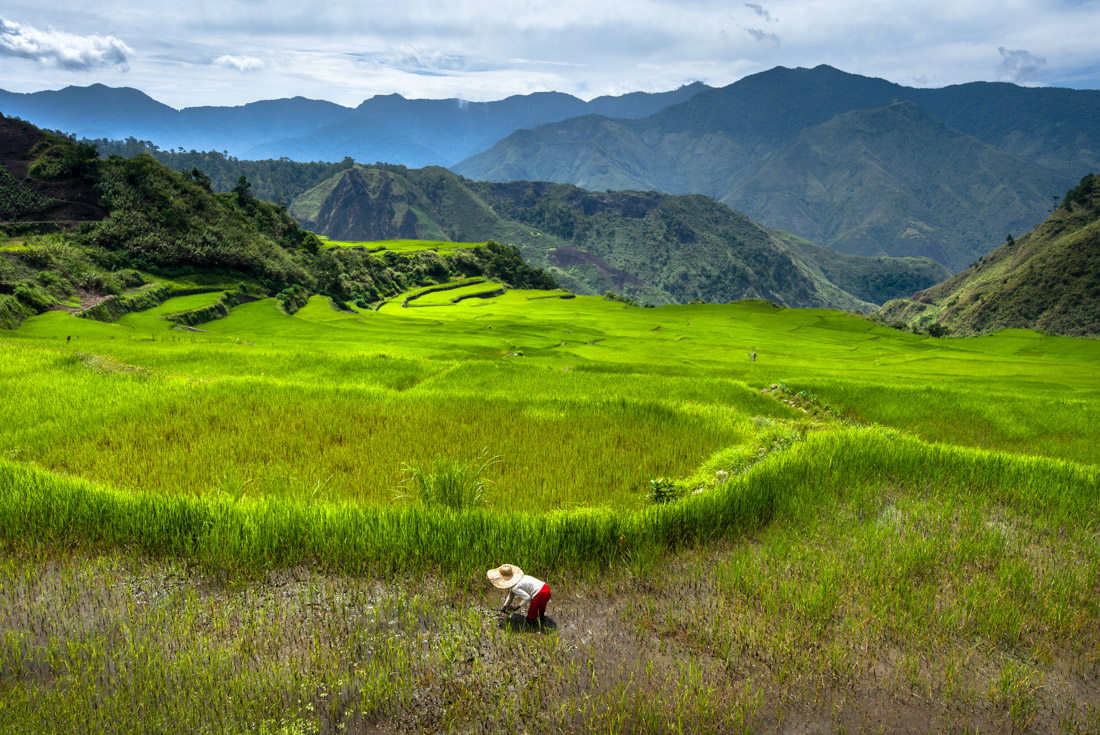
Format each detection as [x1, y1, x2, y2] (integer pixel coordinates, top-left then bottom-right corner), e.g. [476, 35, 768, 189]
[91, 138, 357, 204]
[1060, 173, 1099, 215]
[0, 166, 55, 219]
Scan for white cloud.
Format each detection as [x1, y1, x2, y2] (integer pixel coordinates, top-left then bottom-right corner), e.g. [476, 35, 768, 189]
[997, 46, 1045, 84]
[349, 44, 467, 73]
[213, 54, 264, 72]
[0, 15, 131, 70]
[2, 0, 1099, 107]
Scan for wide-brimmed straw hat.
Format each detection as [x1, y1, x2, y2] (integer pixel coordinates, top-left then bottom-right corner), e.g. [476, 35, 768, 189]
[487, 563, 524, 589]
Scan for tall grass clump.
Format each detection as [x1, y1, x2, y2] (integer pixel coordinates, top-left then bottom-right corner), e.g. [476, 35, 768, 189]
[398, 449, 500, 510]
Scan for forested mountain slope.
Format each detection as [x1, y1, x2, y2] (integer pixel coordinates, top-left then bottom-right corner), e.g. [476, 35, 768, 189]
[291, 164, 949, 309]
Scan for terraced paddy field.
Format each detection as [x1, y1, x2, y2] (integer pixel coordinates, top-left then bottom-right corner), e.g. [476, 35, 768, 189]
[1, 284, 1098, 733]
[319, 238, 485, 253]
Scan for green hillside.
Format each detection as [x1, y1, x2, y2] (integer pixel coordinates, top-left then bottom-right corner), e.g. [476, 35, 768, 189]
[0, 118, 555, 329]
[877, 174, 1100, 337]
[291, 164, 948, 309]
[777, 230, 952, 306]
[453, 114, 673, 192]
[476, 182, 869, 308]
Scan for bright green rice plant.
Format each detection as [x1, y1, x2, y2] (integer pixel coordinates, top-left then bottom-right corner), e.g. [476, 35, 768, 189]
[398, 448, 500, 510]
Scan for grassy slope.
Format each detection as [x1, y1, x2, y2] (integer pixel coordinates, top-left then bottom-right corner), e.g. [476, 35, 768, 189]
[878, 174, 1100, 337]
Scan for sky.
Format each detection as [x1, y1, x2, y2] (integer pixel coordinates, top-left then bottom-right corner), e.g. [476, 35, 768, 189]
[1, 1, 1098, 109]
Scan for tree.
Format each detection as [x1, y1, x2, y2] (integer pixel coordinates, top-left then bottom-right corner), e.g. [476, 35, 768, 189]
[926, 323, 950, 338]
[189, 168, 212, 193]
[301, 232, 321, 255]
[232, 175, 253, 201]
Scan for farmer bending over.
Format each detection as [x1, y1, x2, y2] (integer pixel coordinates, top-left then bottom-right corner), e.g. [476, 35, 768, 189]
[487, 563, 550, 625]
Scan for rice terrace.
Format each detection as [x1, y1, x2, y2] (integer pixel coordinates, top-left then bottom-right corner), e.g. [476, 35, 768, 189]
[0, 239, 1097, 731]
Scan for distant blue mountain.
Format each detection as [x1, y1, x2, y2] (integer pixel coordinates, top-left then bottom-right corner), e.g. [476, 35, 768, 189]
[0, 82, 709, 166]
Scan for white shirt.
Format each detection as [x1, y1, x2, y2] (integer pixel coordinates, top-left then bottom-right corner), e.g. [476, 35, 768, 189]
[504, 574, 545, 607]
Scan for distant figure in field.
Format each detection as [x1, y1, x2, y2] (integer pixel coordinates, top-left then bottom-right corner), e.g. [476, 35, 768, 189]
[66, 335, 71, 343]
[750, 348, 756, 362]
[488, 563, 551, 627]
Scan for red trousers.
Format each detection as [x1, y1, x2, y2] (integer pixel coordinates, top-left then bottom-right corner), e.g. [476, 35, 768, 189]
[527, 583, 551, 621]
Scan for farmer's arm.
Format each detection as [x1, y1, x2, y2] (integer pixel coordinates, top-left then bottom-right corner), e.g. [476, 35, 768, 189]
[504, 585, 533, 612]
[501, 590, 516, 612]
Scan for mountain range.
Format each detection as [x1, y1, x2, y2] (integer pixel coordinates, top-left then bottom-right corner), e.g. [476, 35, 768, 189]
[7, 65, 1096, 275]
[0, 83, 708, 168]
[4, 109, 1091, 338]
[456, 65, 1100, 269]
[289, 164, 951, 309]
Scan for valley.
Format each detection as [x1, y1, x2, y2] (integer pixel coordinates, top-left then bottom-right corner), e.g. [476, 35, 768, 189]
[1, 68, 1099, 734]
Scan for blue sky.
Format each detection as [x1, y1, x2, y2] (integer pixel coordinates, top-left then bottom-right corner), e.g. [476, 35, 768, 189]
[1, 1, 1098, 108]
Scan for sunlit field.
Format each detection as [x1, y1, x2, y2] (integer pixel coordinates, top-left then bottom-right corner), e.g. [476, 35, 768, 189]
[318, 237, 485, 253]
[2, 281, 1098, 732]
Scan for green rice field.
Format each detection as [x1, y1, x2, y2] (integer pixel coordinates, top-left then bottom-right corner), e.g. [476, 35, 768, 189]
[1, 282, 1098, 732]
[318, 237, 485, 253]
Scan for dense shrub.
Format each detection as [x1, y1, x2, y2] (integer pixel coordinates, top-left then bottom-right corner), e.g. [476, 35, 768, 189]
[276, 284, 311, 314]
[27, 139, 100, 181]
[13, 281, 56, 311]
[0, 293, 35, 330]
